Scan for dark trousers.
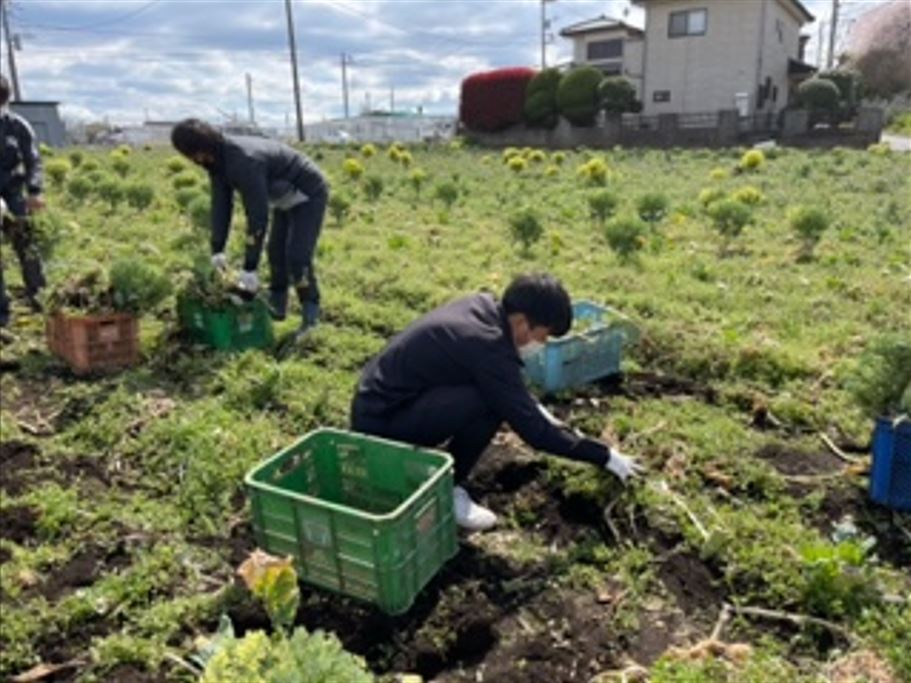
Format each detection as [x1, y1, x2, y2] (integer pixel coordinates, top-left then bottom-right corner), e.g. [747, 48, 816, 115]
[0, 186, 46, 320]
[351, 385, 501, 483]
[267, 188, 327, 305]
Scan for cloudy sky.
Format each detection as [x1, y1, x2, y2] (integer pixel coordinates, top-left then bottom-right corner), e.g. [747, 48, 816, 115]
[1, 0, 885, 130]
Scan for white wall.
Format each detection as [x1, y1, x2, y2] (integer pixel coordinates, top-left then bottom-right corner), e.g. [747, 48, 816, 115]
[642, 0, 763, 115]
[568, 29, 645, 97]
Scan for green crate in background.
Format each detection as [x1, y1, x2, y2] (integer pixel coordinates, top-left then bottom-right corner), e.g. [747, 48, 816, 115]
[245, 429, 457, 615]
[177, 293, 273, 351]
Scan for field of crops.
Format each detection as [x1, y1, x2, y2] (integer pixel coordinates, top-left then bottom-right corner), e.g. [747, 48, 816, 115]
[0, 140, 909, 682]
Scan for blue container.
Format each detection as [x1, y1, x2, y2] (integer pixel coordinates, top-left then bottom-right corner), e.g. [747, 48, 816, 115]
[870, 417, 911, 511]
[523, 301, 638, 394]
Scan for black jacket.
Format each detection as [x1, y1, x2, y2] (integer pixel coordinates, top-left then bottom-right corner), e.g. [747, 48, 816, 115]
[208, 135, 327, 271]
[0, 110, 43, 195]
[355, 293, 612, 468]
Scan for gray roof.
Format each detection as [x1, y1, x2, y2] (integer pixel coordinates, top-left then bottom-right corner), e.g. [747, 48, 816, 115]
[560, 15, 644, 38]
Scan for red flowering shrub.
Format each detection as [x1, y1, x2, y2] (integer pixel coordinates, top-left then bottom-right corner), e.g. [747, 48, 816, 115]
[459, 67, 536, 132]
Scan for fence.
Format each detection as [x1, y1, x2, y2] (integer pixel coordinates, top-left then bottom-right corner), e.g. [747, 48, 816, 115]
[466, 107, 884, 150]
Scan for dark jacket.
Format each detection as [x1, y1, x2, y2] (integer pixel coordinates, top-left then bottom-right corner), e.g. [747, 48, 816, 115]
[208, 135, 327, 271]
[0, 110, 43, 196]
[355, 293, 612, 468]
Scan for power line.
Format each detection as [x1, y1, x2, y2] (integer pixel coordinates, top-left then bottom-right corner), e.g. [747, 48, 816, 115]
[20, 0, 163, 32]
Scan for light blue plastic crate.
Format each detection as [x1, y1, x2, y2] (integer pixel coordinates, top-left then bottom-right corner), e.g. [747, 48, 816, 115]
[523, 301, 638, 394]
[870, 417, 911, 511]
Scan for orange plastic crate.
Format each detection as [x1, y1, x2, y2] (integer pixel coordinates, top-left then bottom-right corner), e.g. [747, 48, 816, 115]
[46, 312, 139, 374]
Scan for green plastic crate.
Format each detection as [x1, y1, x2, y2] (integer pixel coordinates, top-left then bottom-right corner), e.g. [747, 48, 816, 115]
[245, 429, 457, 615]
[177, 294, 273, 351]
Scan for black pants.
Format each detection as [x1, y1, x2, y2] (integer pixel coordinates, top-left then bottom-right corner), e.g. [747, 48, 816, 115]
[267, 188, 327, 305]
[0, 186, 46, 320]
[351, 385, 501, 483]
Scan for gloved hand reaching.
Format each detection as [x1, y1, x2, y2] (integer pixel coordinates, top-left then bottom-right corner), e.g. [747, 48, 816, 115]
[211, 252, 228, 271]
[605, 449, 645, 483]
[237, 270, 260, 294]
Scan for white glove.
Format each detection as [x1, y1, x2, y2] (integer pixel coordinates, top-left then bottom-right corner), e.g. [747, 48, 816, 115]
[237, 270, 260, 294]
[211, 252, 228, 271]
[605, 449, 645, 483]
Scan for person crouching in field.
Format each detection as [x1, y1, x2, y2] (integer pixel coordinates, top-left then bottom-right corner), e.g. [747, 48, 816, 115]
[351, 273, 645, 532]
[0, 75, 46, 328]
[171, 119, 329, 337]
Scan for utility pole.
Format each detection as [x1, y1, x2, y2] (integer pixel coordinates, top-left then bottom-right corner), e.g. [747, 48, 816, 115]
[540, 0, 546, 70]
[284, 0, 305, 141]
[246, 73, 255, 125]
[389, 86, 394, 114]
[340, 53, 352, 119]
[827, 0, 839, 69]
[1, 0, 22, 100]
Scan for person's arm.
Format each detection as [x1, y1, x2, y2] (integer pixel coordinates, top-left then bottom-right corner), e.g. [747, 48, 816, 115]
[209, 173, 233, 255]
[470, 350, 611, 467]
[230, 162, 270, 272]
[15, 118, 43, 198]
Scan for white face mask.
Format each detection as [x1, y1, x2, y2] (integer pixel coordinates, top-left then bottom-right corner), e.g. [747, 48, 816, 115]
[519, 340, 544, 360]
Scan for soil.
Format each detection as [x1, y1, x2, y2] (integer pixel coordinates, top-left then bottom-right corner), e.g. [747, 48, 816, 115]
[39, 542, 132, 601]
[216, 445, 714, 682]
[599, 371, 718, 403]
[0, 440, 39, 496]
[0, 504, 40, 545]
[754, 442, 843, 477]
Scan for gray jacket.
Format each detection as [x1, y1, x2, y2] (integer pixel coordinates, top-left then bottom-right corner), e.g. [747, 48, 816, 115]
[0, 110, 43, 196]
[209, 135, 327, 271]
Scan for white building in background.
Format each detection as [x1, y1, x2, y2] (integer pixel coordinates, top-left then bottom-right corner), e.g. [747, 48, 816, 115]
[304, 114, 456, 144]
[559, 16, 646, 98]
[561, 0, 816, 117]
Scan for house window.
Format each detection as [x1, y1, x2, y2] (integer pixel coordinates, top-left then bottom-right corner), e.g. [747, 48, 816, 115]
[669, 8, 707, 37]
[653, 90, 671, 103]
[587, 39, 623, 61]
[600, 63, 623, 76]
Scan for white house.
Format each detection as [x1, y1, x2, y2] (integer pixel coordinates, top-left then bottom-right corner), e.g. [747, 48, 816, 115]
[562, 0, 815, 116]
[634, 0, 815, 115]
[559, 16, 645, 97]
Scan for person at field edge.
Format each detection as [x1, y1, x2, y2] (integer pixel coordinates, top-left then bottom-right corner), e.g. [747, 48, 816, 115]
[0, 74, 46, 328]
[351, 273, 645, 532]
[170, 119, 329, 336]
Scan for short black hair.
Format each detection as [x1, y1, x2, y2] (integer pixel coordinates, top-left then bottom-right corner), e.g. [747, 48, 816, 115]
[502, 273, 572, 336]
[0, 75, 10, 106]
[171, 118, 224, 158]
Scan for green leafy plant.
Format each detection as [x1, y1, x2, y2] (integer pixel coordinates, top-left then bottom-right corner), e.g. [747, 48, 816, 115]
[343, 157, 365, 181]
[799, 539, 880, 619]
[109, 258, 172, 313]
[111, 155, 131, 178]
[125, 182, 155, 211]
[68, 149, 84, 168]
[797, 78, 842, 125]
[508, 207, 543, 253]
[698, 187, 726, 209]
[788, 206, 830, 260]
[360, 143, 377, 158]
[739, 149, 765, 172]
[176, 188, 203, 210]
[172, 171, 199, 190]
[599, 76, 641, 115]
[577, 157, 609, 186]
[363, 175, 384, 202]
[67, 176, 92, 204]
[636, 192, 670, 223]
[328, 192, 352, 227]
[587, 190, 619, 225]
[45, 158, 72, 188]
[434, 180, 459, 209]
[556, 66, 603, 126]
[523, 68, 562, 128]
[604, 215, 647, 264]
[847, 335, 911, 419]
[709, 199, 753, 254]
[96, 176, 126, 211]
[409, 168, 427, 196]
[732, 186, 764, 205]
[166, 155, 188, 174]
[188, 195, 211, 231]
[507, 156, 527, 173]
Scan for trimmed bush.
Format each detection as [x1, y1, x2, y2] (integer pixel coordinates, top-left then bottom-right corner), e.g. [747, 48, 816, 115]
[508, 207, 544, 252]
[557, 66, 604, 126]
[460, 67, 536, 132]
[67, 176, 92, 204]
[789, 206, 830, 260]
[125, 182, 155, 211]
[577, 157, 609, 186]
[599, 77, 640, 115]
[434, 181, 459, 209]
[360, 143, 377, 158]
[328, 193, 352, 227]
[188, 195, 211, 231]
[604, 215, 647, 263]
[818, 69, 862, 120]
[709, 199, 753, 252]
[523, 68, 562, 129]
[636, 193, 670, 223]
[740, 149, 766, 171]
[588, 190, 619, 224]
[363, 175, 384, 202]
[797, 78, 841, 125]
[166, 156, 188, 174]
[342, 158, 365, 181]
[45, 159, 72, 187]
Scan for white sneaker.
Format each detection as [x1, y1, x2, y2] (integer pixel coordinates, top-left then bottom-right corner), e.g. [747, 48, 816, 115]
[453, 485, 497, 532]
